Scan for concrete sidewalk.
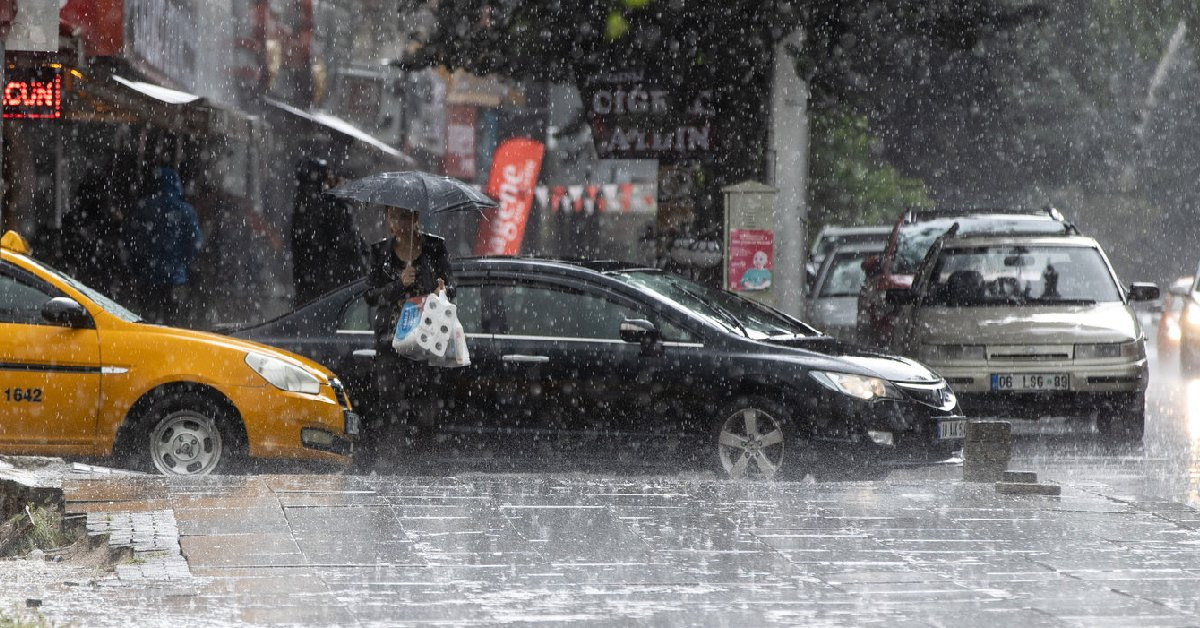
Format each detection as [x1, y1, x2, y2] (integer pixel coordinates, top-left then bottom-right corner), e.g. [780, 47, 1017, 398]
[3, 463, 1199, 626]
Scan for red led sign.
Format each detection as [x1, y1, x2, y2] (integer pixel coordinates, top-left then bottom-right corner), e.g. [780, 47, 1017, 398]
[3, 67, 62, 119]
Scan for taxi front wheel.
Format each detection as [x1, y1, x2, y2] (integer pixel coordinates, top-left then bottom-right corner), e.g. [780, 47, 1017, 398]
[129, 392, 245, 476]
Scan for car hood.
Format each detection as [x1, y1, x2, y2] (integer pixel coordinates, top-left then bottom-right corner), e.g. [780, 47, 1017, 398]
[913, 302, 1140, 345]
[758, 336, 942, 384]
[130, 323, 336, 381]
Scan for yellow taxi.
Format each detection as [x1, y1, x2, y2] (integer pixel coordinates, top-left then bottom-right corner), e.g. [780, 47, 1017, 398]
[0, 231, 357, 475]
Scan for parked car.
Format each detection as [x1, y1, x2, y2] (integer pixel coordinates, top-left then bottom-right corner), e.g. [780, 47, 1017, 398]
[806, 225, 890, 290]
[886, 229, 1157, 442]
[235, 257, 965, 479]
[805, 241, 886, 342]
[1155, 277, 1191, 361]
[857, 207, 1078, 348]
[0, 231, 358, 475]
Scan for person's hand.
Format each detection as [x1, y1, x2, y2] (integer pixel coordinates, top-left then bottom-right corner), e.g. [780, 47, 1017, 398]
[436, 278, 446, 295]
[401, 264, 416, 287]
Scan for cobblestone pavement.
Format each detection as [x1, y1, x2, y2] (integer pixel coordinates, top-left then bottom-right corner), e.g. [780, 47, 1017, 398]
[1, 362, 1198, 626]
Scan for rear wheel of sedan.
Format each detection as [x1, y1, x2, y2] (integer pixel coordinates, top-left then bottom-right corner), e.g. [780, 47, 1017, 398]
[713, 397, 798, 480]
[129, 393, 245, 476]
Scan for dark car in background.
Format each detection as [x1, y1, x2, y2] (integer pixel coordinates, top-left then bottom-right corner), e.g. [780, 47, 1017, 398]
[235, 258, 964, 479]
[857, 207, 1078, 347]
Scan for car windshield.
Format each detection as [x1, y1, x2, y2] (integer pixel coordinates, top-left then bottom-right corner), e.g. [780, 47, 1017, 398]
[818, 252, 875, 297]
[615, 270, 818, 339]
[924, 244, 1121, 306]
[892, 216, 1070, 274]
[35, 260, 142, 323]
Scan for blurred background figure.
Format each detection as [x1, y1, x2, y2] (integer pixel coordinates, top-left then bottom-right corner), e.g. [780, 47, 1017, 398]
[124, 166, 202, 324]
[290, 157, 366, 305]
[60, 166, 127, 296]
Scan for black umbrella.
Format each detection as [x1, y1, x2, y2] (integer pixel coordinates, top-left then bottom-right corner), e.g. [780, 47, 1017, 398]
[325, 171, 497, 214]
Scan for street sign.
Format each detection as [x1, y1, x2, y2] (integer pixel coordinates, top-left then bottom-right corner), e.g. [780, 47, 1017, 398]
[6, 0, 58, 52]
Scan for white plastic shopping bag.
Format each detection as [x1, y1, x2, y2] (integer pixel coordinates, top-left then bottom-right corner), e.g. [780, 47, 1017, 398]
[426, 289, 471, 368]
[431, 318, 470, 367]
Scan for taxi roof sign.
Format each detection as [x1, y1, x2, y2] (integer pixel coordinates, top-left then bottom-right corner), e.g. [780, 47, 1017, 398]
[1, 230, 32, 254]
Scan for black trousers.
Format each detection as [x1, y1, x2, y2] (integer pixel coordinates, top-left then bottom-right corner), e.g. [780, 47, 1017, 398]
[373, 350, 445, 429]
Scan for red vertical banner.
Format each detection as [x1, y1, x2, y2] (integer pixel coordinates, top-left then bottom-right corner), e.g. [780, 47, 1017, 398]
[444, 105, 477, 180]
[473, 138, 545, 256]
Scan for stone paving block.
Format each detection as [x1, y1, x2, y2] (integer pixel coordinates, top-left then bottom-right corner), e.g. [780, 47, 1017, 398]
[173, 506, 290, 536]
[179, 532, 305, 568]
[1003, 470, 1039, 483]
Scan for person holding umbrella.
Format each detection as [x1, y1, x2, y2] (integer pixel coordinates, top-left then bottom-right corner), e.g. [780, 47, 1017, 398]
[327, 172, 496, 462]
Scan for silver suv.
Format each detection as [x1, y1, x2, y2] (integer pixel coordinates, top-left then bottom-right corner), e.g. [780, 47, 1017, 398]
[886, 230, 1158, 442]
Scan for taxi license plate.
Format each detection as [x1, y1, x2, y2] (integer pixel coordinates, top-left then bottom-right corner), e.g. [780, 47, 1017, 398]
[344, 410, 361, 436]
[991, 373, 1070, 391]
[937, 419, 967, 440]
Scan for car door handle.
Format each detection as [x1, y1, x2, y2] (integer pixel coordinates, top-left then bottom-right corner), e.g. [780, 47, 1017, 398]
[502, 354, 550, 363]
[353, 349, 377, 359]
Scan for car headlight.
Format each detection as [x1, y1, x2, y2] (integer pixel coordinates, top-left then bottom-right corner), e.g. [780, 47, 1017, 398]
[918, 344, 986, 362]
[1074, 341, 1144, 360]
[245, 352, 322, 394]
[810, 371, 900, 401]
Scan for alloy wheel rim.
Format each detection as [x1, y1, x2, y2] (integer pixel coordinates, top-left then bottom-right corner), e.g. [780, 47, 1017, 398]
[149, 411, 223, 476]
[718, 407, 785, 479]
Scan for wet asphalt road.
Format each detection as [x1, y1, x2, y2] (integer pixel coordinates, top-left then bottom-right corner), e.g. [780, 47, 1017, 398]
[4, 351, 1200, 626]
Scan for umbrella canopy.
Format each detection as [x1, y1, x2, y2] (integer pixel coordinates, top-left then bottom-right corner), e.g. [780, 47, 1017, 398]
[326, 171, 497, 214]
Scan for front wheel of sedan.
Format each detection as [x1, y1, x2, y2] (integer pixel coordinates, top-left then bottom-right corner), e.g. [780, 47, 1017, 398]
[1095, 392, 1145, 445]
[133, 393, 245, 476]
[714, 397, 796, 480]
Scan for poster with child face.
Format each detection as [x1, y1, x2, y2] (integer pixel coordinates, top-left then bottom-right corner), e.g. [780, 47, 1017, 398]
[729, 229, 774, 291]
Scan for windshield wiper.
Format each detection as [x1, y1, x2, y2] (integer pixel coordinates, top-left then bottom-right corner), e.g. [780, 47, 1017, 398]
[675, 283, 749, 337]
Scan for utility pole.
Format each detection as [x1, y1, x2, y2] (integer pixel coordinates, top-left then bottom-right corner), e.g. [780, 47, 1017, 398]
[769, 27, 810, 317]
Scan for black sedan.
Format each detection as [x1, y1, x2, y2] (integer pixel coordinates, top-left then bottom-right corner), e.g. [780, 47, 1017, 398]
[234, 258, 964, 478]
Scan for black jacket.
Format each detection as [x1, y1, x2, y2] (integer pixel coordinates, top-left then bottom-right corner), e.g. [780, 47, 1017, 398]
[292, 189, 366, 305]
[364, 234, 455, 353]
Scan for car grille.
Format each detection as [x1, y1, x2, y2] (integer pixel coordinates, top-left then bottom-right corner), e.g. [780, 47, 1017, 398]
[895, 382, 957, 411]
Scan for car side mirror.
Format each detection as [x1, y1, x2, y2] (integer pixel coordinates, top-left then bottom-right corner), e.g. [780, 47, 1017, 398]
[1128, 282, 1160, 302]
[41, 297, 93, 329]
[620, 318, 660, 345]
[885, 288, 917, 306]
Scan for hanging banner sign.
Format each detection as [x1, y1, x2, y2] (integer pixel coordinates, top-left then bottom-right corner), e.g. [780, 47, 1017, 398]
[582, 70, 716, 160]
[473, 138, 545, 256]
[3, 67, 62, 120]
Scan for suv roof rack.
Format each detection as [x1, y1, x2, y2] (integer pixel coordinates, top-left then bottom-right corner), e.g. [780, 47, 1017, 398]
[904, 205, 1068, 224]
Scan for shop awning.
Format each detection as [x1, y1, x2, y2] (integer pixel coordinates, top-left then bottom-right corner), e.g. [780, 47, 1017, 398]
[264, 98, 416, 167]
[65, 71, 256, 138]
[66, 71, 211, 134]
[111, 75, 203, 105]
